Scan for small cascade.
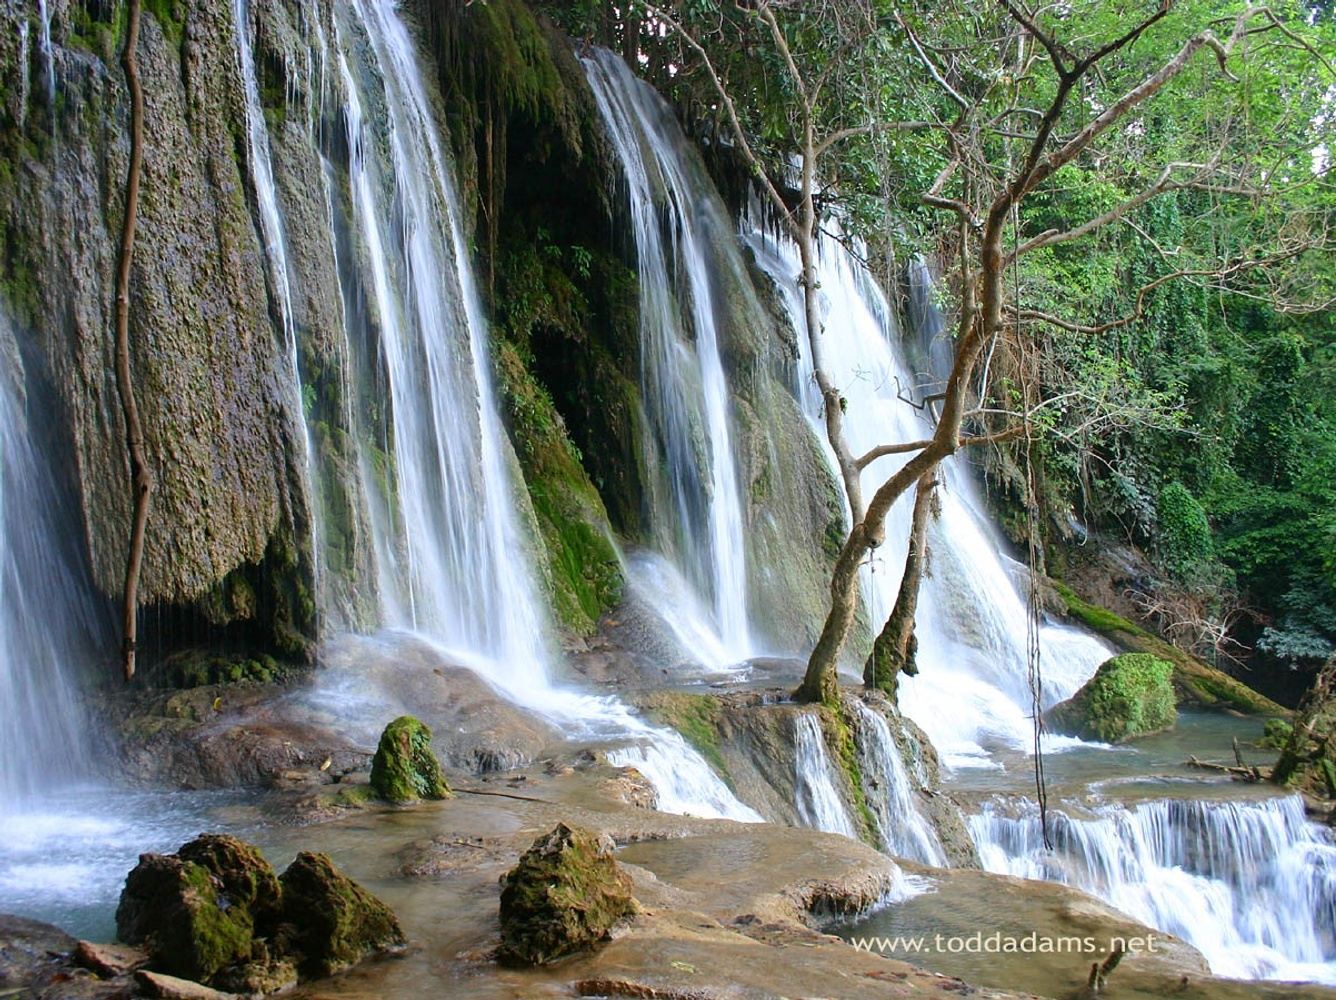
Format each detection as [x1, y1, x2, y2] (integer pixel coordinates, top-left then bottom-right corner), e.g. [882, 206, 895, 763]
[607, 737, 763, 822]
[849, 700, 947, 865]
[744, 219, 1112, 767]
[792, 713, 859, 838]
[582, 49, 751, 666]
[37, 0, 55, 109]
[232, 0, 326, 616]
[0, 342, 105, 805]
[970, 794, 1336, 983]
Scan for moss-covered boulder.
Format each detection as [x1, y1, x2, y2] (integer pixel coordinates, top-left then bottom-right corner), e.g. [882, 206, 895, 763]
[1046, 654, 1177, 744]
[369, 715, 452, 803]
[277, 852, 405, 977]
[1051, 582, 1284, 715]
[497, 823, 637, 966]
[116, 834, 403, 988]
[115, 836, 277, 983]
[1272, 657, 1336, 795]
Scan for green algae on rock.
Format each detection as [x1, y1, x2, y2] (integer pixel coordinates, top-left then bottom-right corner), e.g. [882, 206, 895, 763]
[277, 851, 406, 977]
[115, 834, 403, 989]
[370, 715, 452, 803]
[115, 836, 275, 984]
[1047, 653, 1177, 744]
[497, 823, 637, 966]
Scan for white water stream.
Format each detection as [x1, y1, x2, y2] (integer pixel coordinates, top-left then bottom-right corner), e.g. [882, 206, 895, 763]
[971, 793, 1336, 983]
[743, 222, 1111, 767]
[582, 49, 752, 668]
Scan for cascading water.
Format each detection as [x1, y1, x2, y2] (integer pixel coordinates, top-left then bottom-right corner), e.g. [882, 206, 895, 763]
[0, 344, 102, 805]
[233, 0, 326, 617]
[792, 713, 859, 838]
[970, 793, 1336, 983]
[329, 0, 549, 686]
[296, 3, 758, 820]
[582, 49, 752, 667]
[37, 0, 55, 110]
[743, 220, 1112, 767]
[849, 700, 947, 865]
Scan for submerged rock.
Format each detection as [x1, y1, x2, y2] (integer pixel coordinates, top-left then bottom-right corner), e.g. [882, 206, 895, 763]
[1046, 653, 1177, 743]
[497, 823, 637, 965]
[278, 852, 405, 976]
[370, 715, 453, 803]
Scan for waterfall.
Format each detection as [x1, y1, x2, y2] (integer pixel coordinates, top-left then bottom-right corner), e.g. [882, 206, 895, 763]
[849, 700, 947, 865]
[792, 713, 859, 838]
[582, 49, 752, 667]
[969, 794, 1336, 983]
[328, 0, 550, 688]
[0, 341, 104, 805]
[281, 3, 756, 820]
[232, 0, 326, 617]
[607, 737, 763, 821]
[743, 220, 1112, 767]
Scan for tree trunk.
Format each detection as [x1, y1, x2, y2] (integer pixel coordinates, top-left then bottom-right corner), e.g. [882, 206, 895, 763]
[795, 218, 999, 704]
[864, 471, 937, 699]
[115, 0, 152, 681]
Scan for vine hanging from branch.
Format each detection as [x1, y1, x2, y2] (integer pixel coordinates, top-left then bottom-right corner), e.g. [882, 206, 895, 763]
[114, 0, 152, 681]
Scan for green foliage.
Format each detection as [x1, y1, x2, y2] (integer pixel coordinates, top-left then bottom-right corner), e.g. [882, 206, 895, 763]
[1154, 481, 1217, 585]
[1047, 654, 1177, 744]
[1261, 718, 1294, 751]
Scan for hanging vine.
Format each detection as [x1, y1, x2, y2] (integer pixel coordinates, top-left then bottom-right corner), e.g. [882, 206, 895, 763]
[114, 0, 152, 681]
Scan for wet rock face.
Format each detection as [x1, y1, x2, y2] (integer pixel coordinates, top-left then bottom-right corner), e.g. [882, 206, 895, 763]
[370, 715, 452, 803]
[277, 852, 405, 977]
[1046, 653, 1177, 744]
[115, 834, 401, 990]
[497, 823, 637, 966]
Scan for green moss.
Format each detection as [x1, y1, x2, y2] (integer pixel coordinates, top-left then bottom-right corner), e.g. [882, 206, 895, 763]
[646, 693, 729, 783]
[497, 824, 636, 966]
[156, 650, 287, 689]
[495, 340, 622, 634]
[1047, 653, 1177, 743]
[825, 704, 878, 848]
[278, 852, 405, 977]
[1262, 718, 1294, 750]
[1051, 581, 1284, 716]
[143, 0, 186, 46]
[116, 853, 259, 983]
[369, 716, 452, 803]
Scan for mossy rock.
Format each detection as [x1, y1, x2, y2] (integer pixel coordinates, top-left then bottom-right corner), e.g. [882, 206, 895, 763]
[277, 852, 406, 977]
[115, 835, 278, 983]
[1046, 654, 1177, 744]
[497, 823, 637, 966]
[369, 716, 452, 803]
[1051, 582, 1285, 716]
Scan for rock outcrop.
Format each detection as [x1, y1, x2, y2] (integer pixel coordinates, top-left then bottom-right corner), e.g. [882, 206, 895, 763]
[497, 823, 637, 965]
[116, 834, 402, 991]
[370, 715, 452, 803]
[1047, 653, 1177, 743]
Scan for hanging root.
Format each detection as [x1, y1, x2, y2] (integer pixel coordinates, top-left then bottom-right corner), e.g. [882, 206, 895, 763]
[115, 0, 152, 681]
